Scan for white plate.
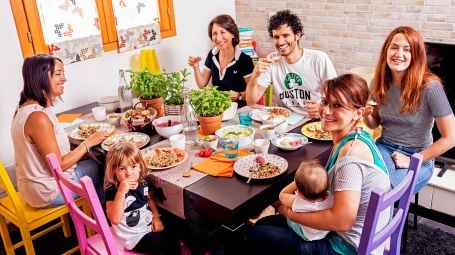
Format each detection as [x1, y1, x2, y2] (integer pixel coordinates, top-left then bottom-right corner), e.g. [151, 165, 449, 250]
[142, 147, 188, 170]
[101, 132, 150, 151]
[250, 107, 291, 123]
[68, 123, 115, 141]
[234, 154, 288, 180]
[250, 109, 267, 122]
[271, 133, 308, 151]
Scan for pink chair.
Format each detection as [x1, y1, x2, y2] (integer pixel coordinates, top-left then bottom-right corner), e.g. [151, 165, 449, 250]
[46, 153, 190, 255]
[358, 153, 422, 255]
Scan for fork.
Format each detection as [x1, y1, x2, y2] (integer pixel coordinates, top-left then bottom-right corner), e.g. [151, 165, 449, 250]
[247, 163, 259, 184]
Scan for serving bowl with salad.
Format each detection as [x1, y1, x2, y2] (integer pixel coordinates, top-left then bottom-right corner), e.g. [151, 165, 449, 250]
[215, 125, 255, 147]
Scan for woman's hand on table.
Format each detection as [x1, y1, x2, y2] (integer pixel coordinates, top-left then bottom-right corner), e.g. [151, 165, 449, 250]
[229, 90, 241, 101]
[84, 130, 108, 148]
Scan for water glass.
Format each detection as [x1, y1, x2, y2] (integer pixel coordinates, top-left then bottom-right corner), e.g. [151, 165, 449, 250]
[169, 134, 186, 150]
[222, 139, 239, 159]
[238, 111, 252, 126]
[92, 106, 106, 121]
[253, 139, 270, 154]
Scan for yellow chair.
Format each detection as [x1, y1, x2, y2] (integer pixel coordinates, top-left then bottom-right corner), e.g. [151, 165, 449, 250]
[0, 161, 86, 255]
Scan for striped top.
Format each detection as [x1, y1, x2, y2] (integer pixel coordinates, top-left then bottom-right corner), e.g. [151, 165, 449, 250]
[379, 80, 452, 148]
[328, 156, 391, 254]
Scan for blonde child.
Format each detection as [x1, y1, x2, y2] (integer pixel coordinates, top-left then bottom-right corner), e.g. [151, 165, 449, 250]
[104, 142, 180, 255]
[279, 160, 333, 241]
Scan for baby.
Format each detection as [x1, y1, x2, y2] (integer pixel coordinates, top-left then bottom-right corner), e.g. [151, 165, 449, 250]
[280, 159, 333, 241]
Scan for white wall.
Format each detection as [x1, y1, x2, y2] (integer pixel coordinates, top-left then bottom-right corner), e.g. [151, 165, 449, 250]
[0, 1, 236, 170]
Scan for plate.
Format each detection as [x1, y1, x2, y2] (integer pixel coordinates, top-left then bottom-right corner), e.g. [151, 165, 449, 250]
[234, 154, 288, 180]
[250, 107, 291, 122]
[101, 132, 150, 151]
[68, 123, 115, 141]
[301, 121, 332, 141]
[271, 133, 308, 151]
[142, 147, 188, 170]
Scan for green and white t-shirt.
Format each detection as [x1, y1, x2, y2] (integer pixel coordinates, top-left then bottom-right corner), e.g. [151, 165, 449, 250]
[257, 48, 337, 116]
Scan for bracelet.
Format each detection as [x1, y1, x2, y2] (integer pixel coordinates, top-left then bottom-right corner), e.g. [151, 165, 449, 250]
[81, 142, 90, 154]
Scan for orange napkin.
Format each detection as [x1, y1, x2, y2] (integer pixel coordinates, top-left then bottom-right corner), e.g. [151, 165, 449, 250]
[192, 150, 251, 177]
[57, 113, 82, 123]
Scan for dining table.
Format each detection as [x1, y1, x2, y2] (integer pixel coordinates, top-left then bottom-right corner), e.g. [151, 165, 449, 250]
[59, 102, 333, 253]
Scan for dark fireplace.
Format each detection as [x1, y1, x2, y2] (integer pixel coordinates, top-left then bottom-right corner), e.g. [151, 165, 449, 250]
[425, 42, 455, 165]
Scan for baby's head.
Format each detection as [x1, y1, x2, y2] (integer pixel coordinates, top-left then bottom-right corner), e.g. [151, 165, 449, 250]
[294, 160, 329, 201]
[104, 142, 148, 189]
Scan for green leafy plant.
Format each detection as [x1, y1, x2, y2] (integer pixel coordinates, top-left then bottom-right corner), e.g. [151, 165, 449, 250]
[164, 68, 190, 105]
[190, 86, 231, 117]
[127, 69, 166, 99]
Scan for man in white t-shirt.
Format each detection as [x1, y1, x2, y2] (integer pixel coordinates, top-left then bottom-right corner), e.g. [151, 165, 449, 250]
[246, 10, 337, 118]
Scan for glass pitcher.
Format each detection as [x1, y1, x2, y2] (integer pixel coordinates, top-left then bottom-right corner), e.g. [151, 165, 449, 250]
[181, 88, 198, 144]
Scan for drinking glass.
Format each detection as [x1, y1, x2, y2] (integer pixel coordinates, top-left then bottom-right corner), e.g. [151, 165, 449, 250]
[238, 111, 252, 126]
[222, 139, 239, 159]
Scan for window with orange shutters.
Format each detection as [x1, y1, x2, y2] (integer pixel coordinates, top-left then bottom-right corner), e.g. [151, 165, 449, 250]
[10, 0, 176, 57]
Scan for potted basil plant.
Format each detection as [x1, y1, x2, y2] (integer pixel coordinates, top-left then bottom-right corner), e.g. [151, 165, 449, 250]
[190, 86, 231, 135]
[163, 68, 190, 115]
[128, 68, 167, 116]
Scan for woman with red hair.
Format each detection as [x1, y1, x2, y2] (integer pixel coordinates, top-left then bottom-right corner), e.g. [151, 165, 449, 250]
[364, 26, 455, 193]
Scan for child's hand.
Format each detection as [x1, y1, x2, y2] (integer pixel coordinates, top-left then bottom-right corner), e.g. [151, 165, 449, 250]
[118, 179, 138, 196]
[151, 216, 164, 232]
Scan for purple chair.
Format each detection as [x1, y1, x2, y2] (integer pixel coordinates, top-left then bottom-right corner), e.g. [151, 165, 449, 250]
[358, 153, 422, 255]
[46, 153, 190, 255]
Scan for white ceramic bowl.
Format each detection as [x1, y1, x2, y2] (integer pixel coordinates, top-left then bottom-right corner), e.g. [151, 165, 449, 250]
[152, 115, 183, 138]
[215, 125, 255, 147]
[107, 113, 121, 126]
[259, 124, 276, 140]
[222, 102, 238, 121]
[97, 96, 120, 113]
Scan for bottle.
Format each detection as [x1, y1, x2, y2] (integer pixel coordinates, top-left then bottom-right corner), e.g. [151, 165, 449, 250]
[181, 88, 199, 144]
[118, 69, 133, 113]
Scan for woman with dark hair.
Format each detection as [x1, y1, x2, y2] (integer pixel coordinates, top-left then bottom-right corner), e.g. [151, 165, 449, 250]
[364, 26, 455, 193]
[246, 74, 390, 255]
[11, 54, 107, 208]
[188, 14, 254, 102]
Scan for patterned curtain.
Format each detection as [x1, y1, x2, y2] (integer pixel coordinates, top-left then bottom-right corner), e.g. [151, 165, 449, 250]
[112, 0, 161, 52]
[36, 0, 103, 64]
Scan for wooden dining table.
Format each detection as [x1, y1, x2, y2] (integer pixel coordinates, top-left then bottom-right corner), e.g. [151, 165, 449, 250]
[59, 102, 333, 252]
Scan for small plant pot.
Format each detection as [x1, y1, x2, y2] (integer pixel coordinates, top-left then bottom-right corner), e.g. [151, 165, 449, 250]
[139, 97, 163, 117]
[164, 103, 183, 116]
[198, 114, 223, 135]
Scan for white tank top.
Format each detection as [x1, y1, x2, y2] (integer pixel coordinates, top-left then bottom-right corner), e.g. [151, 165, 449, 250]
[11, 104, 76, 208]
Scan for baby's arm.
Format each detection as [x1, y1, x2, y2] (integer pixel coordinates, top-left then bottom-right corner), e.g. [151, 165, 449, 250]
[148, 196, 164, 232]
[106, 180, 130, 225]
[279, 182, 297, 208]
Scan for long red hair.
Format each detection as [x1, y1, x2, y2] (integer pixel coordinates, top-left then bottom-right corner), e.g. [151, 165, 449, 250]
[372, 26, 440, 114]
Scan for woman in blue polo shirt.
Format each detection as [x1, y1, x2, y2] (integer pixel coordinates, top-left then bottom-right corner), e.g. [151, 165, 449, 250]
[188, 14, 254, 103]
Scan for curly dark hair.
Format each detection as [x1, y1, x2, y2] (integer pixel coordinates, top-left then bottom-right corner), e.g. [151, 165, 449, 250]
[268, 10, 304, 39]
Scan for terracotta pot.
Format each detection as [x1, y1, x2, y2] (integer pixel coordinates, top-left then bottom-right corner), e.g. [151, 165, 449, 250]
[139, 97, 163, 117]
[198, 114, 223, 135]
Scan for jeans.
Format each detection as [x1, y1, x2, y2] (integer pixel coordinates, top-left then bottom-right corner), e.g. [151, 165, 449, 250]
[376, 137, 434, 194]
[49, 159, 103, 207]
[245, 215, 337, 255]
